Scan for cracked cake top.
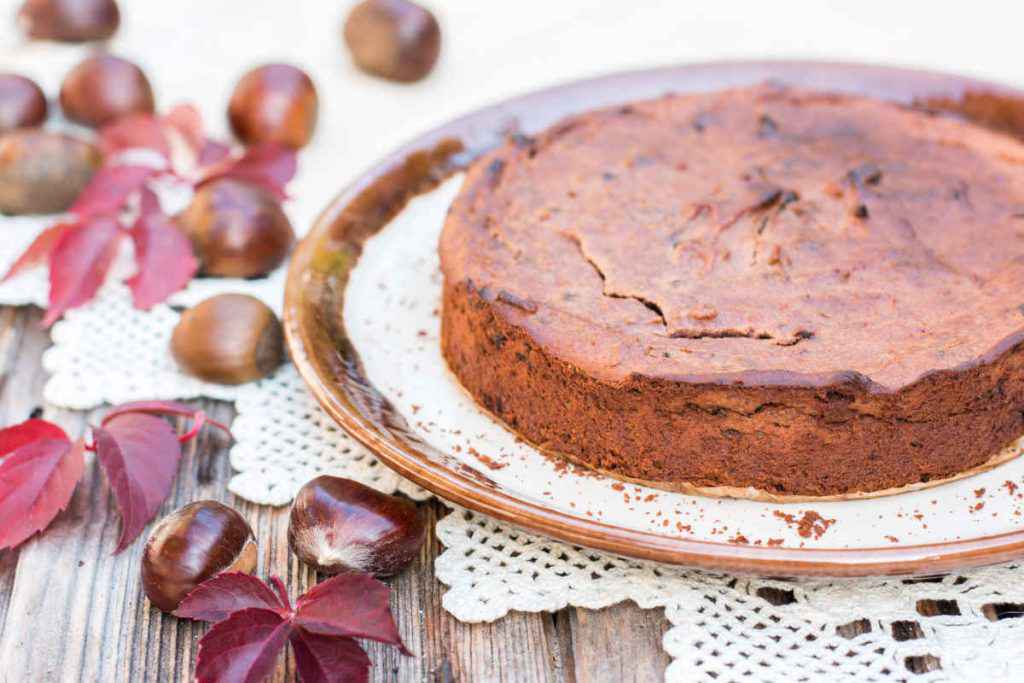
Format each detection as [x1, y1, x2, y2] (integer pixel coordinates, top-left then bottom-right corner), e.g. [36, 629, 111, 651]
[439, 84, 1024, 390]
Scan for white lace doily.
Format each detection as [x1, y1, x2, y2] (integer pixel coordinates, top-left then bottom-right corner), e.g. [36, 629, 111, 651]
[3, 2, 1024, 680]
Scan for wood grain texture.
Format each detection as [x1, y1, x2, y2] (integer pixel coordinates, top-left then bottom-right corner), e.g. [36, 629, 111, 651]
[0, 306, 671, 682]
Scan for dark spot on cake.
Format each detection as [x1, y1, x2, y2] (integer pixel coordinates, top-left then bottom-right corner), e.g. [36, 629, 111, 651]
[490, 333, 507, 349]
[951, 180, 973, 208]
[846, 162, 883, 186]
[757, 114, 779, 138]
[692, 111, 714, 132]
[510, 133, 535, 149]
[753, 184, 784, 209]
[618, 105, 635, 116]
[485, 158, 506, 189]
[853, 203, 870, 219]
[602, 171, 618, 181]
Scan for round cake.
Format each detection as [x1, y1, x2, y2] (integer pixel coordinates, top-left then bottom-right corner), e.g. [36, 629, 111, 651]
[438, 84, 1024, 499]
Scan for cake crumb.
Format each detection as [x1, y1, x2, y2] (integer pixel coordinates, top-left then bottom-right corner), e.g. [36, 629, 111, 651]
[974, 487, 986, 498]
[774, 509, 835, 539]
[468, 447, 507, 470]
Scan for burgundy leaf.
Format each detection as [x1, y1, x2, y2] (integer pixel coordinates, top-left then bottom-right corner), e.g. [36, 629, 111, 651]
[291, 630, 370, 683]
[175, 572, 290, 623]
[200, 143, 297, 200]
[125, 190, 198, 309]
[0, 418, 68, 457]
[101, 400, 231, 438]
[70, 164, 156, 218]
[99, 114, 170, 159]
[195, 608, 292, 683]
[294, 574, 410, 654]
[0, 435, 84, 550]
[92, 413, 182, 552]
[43, 217, 122, 327]
[2, 222, 74, 282]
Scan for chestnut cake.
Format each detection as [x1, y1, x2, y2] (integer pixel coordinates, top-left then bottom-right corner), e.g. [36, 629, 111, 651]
[438, 84, 1024, 499]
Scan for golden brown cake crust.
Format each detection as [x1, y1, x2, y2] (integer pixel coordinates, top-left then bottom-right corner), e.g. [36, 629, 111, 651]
[439, 84, 1024, 497]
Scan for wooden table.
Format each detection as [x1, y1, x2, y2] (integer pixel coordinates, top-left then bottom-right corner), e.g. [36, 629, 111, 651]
[0, 307, 672, 682]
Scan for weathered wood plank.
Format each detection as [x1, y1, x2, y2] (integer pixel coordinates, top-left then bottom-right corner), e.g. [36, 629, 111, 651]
[568, 603, 671, 683]
[0, 305, 673, 682]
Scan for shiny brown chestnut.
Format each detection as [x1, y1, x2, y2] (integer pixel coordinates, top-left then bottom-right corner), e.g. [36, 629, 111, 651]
[170, 293, 284, 385]
[19, 0, 120, 42]
[59, 53, 154, 128]
[343, 0, 441, 83]
[288, 475, 426, 577]
[0, 129, 100, 214]
[227, 64, 318, 148]
[0, 74, 48, 133]
[141, 500, 256, 613]
[178, 179, 295, 278]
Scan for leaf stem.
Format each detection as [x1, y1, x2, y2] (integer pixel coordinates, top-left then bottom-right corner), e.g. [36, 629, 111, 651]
[177, 411, 206, 443]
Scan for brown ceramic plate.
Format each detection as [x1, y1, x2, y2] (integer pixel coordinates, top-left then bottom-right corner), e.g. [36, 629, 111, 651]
[284, 61, 1024, 576]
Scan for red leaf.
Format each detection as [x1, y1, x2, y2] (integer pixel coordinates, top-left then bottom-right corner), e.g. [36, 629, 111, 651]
[0, 432, 83, 550]
[291, 630, 370, 683]
[43, 217, 122, 327]
[126, 190, 198, 309]
[294, 574, 410, 654]
[101, 400, 232, 439]
[70, 164, 156, 218]
[195, 608, 292, 683]
[99, 114, 170, 159]
[200, 143, 297, 200]
[92, 413, 182, 552]
[182, 573, 406, 682]
[0, 418, 68, 458]
[175, 573, 289, 623]
[2, 222, 74, 283]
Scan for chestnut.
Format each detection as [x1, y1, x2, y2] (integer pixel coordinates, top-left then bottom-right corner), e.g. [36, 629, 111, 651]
[0, 129, 100, 214]
[19, 0, 120, 42]
[227, 64, 318, 148]
[59, 53, 154, 128]
[141, 500, 256, 613]
[288, 476, 426, 577]
[343, 0, 441, 83]
[170, 293, 284, 385]
[0, 74, 48, 133]
[178, 179, 295, 278]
